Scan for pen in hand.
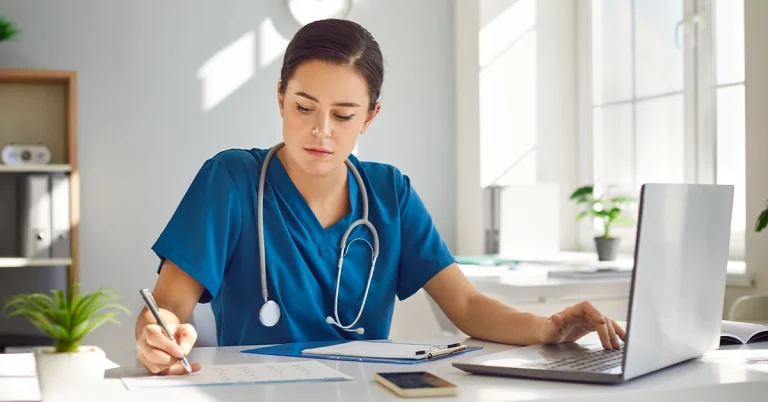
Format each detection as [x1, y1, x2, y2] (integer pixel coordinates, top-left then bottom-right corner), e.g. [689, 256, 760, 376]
[139, 288, 192, 374]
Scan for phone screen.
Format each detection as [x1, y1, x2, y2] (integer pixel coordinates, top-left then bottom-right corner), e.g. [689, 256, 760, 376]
[376, 372, 455, 389]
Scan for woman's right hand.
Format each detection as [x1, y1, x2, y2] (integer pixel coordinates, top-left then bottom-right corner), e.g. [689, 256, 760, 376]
[136, 323, 202, 375]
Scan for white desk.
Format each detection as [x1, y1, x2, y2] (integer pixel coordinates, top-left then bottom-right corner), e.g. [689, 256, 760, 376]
[3, 334, 768, 402]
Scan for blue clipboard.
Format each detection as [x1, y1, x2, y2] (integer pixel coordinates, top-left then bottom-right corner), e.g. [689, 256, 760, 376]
[241, 340, 482, 365]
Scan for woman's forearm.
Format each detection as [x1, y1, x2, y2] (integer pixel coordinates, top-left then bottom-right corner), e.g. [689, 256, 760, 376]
[458, 293, 547, 345]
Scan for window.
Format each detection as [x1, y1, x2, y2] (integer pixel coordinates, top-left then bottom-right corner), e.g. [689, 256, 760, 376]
[579, 0, 746, 258]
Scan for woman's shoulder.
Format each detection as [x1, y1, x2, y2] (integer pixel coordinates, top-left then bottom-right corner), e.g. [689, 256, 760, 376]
[207, 147, 267, 166]
[355, 158, 414, 205]
[204, 147, 270, 180]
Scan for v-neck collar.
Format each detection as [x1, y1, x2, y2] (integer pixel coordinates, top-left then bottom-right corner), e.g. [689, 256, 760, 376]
[266, 151, 361, 253]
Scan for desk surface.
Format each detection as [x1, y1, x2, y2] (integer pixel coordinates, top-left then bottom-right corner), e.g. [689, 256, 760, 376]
[3, 334, 768, 402]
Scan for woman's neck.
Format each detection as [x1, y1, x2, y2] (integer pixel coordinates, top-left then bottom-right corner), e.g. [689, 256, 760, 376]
[277, 146, 349, 209]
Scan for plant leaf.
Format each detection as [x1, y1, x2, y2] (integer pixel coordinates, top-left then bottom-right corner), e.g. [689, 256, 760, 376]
[614, 216, 635, 225]
[610, 196, 637, 205]
[593, 210, 612, 218]
[757, 204, 768, 233]
[608, 207, 623, 220]
[71, 311, 122, 342]
[569, 186, 594, 200]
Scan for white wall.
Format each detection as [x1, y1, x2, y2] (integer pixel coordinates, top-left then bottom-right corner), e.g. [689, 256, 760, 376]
[723, 0, 768, 312]
[0, 0, 456, 354]
[456, 0, 578, 255]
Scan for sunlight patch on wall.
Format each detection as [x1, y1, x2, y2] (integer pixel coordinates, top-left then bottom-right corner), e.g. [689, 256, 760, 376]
[197, 31, 256, 112]
[479, 0, 535, 68]
[260, 18, 290, 68]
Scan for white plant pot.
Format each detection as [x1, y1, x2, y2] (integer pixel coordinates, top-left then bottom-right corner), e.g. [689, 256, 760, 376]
[33, 345, 106, 401]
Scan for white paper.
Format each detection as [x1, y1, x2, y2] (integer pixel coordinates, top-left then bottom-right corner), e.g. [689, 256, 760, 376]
[120, 361, 352, 390]
[302, 341, 447, 360]
[0, 353, 119, 377]
[0, 353, 36, 377]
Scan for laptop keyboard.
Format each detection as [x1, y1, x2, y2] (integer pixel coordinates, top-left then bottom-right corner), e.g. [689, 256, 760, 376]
[521, 345, 625, 373]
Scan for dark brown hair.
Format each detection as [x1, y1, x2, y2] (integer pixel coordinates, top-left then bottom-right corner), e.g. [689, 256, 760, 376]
[279, 19, 384, 111]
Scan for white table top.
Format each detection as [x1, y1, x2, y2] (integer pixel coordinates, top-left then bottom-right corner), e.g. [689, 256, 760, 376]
[4, 334, 768, 402]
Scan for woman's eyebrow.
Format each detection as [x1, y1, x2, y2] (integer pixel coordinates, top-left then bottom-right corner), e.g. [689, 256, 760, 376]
[295, 91, 361, 107]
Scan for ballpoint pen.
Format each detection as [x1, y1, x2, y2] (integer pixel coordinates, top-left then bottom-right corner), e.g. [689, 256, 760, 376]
[415, 343, 466, 357]
[425, 345, 467, 359]
[139, 288, 192, 373]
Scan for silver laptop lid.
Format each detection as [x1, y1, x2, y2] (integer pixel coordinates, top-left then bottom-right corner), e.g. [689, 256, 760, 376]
[622, 183, 733, 380]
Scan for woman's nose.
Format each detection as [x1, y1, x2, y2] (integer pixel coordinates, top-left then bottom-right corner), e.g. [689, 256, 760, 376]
[314, 115, 331, 137]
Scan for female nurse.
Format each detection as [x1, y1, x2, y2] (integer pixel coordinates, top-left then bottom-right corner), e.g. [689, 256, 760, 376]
[134, 18, 626, 375]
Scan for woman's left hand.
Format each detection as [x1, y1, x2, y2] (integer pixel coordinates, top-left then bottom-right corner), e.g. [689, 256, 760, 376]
[538, 301, 626, 350]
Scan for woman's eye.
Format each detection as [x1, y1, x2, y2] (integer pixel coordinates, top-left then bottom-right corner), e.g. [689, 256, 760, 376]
[296, 104, 311, 113]
[335, 114, 354, 121]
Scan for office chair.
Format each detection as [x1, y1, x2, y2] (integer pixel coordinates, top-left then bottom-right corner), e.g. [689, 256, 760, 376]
[729, 294, 768, 324]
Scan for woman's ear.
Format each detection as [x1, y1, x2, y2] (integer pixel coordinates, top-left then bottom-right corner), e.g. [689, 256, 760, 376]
[361, 102, 382, 134]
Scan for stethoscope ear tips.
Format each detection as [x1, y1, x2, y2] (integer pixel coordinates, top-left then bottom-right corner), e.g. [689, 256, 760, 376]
[326, 316, 335, 324]
[355, 327, 365, 335]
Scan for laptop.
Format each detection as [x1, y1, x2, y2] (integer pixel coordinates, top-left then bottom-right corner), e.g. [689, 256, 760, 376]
[453, 183, 734, 384]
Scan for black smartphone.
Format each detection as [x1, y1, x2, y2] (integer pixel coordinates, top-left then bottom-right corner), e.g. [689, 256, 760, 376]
[374, 371, 457, 398]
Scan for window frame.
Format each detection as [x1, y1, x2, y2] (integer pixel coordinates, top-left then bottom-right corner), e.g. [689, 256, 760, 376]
[576, 0, 745, 261]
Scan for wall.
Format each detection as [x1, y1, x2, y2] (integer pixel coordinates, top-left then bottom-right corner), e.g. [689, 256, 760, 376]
[0, 0, 456, 354]
[723, 0, 768, 315]
[456, 0, 578, 255]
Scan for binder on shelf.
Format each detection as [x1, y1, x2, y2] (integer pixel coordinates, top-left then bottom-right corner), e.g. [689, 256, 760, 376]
[50, 173, 71, 258]
[18, 174, 52, 259]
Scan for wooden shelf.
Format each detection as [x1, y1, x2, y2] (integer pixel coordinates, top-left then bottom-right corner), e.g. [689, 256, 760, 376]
[0, 164, 71, 173]
[0, 68, 79, 285]
[0, 258, 73, 268]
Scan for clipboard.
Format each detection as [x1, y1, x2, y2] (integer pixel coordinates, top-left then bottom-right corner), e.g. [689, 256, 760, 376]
[241, 340, 482, 365]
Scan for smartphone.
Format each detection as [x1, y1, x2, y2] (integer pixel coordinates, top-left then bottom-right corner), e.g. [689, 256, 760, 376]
[374, 371, 457, 398]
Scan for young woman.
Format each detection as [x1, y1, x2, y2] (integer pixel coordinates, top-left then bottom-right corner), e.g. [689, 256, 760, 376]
[135, 19, 626, 375]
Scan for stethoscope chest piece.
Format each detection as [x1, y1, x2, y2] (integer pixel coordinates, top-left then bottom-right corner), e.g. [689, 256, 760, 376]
[259, 300, 281, 327]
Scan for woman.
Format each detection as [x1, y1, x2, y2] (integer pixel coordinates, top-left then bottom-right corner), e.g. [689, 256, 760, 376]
[134, 19, 625, 375]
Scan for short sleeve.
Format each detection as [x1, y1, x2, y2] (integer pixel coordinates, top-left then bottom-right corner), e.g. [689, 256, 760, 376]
[396, 173, 456, 300]
[151, 158, 243, 303]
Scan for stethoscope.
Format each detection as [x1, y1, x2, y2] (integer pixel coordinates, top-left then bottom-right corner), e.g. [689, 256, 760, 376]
[257, 141, 380, 335]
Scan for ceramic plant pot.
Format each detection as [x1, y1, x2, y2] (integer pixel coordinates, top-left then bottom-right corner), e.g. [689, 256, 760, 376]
[594, 236, 620, 261]
[33, 345, 106, 401]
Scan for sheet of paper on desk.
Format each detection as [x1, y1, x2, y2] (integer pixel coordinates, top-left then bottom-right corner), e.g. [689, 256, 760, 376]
[120, 361, 353, 390]
[0, 353, 119, 377]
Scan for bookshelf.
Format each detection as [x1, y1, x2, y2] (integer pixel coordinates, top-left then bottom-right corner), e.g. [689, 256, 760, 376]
[0, 69, 79, 286]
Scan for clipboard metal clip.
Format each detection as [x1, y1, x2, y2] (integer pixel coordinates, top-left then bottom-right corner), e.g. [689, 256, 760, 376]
[415, 343, 467, 359]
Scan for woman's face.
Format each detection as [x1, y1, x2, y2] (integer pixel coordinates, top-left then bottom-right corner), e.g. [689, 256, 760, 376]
[278, 59, 380, 177]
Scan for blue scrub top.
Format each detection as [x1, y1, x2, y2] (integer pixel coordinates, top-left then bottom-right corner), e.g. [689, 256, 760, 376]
[151, 147, 456, 346]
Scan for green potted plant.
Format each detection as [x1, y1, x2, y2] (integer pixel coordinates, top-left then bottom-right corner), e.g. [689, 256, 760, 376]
[570, 185, 637, 261]
[0, 13, 19, 42]
[1, 275, 129, 399]
[757, 198, 768, 233]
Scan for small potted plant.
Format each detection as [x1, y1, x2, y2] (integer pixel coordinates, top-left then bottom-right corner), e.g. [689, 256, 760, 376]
[757, 198, 768, 233]
[0, 13, 19, 42]
[570, 185, 637, 261]
[1, 275, 129, 399]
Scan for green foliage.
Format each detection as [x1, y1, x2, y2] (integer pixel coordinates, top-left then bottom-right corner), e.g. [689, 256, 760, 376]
[757, 199, 768, 233]
[0, 14, 19, 41]
[1, 276, 130, 353]
[570, 185, 638, 239]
